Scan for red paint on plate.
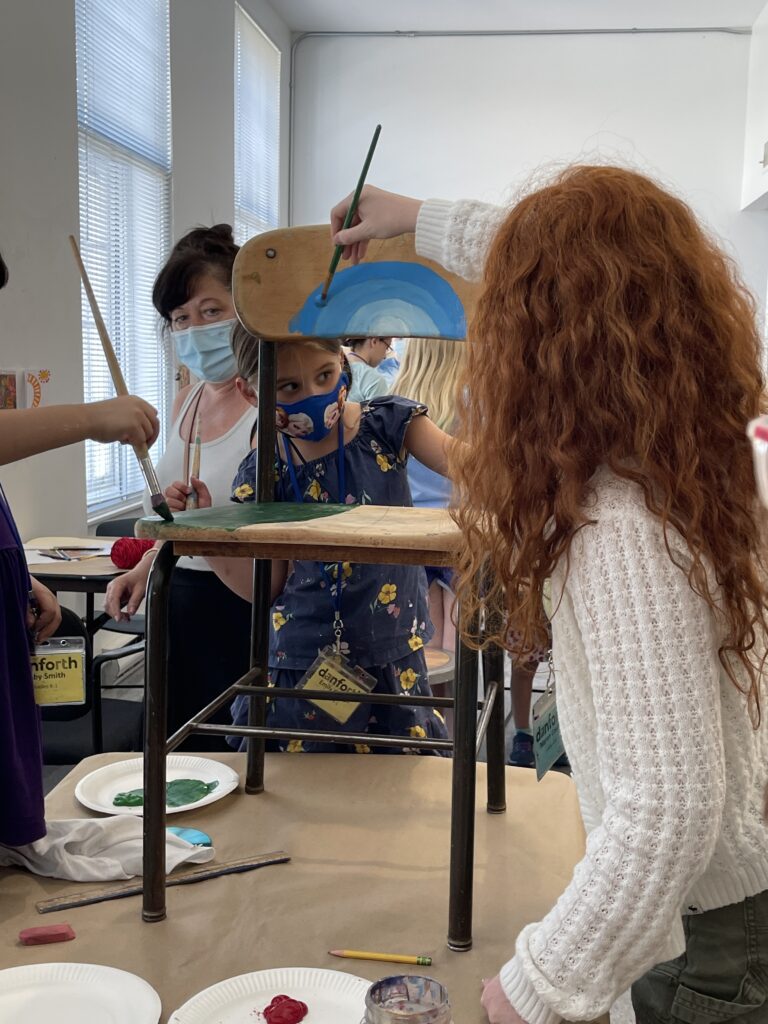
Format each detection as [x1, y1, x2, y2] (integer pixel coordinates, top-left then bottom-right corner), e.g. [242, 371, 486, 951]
[263, 994, 309, 1024]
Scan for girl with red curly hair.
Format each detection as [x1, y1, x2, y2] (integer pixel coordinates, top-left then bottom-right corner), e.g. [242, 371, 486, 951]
[332, 168, 768, 1024]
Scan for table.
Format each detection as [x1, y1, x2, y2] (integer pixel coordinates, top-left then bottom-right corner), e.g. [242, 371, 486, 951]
[26, 535, 124, 638]
[0, 753, 607, 1024]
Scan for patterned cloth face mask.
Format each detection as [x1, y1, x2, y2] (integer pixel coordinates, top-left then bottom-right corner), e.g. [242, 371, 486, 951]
[276, 373, 349, 442]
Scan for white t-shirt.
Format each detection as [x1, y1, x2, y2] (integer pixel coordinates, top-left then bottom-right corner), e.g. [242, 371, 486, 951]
[142, 382, 255, 570]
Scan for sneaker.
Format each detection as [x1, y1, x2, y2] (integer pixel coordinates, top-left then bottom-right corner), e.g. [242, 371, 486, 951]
[508, 730, 535, 768]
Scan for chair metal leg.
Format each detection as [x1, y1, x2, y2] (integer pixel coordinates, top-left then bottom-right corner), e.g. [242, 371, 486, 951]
[482, 643, 507, 813]
[245, 339, 277, 794]
[142, 541, 178, 923]
[447, 606, 479, 951]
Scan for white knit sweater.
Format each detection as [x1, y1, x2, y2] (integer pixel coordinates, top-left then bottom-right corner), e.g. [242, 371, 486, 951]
[416, 199, 768, 1024]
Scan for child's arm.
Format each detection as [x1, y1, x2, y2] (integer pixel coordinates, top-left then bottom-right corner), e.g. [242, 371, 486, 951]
[404, 414, 460, 477]
[0, 396, 159, 466]
[175, 476, 288, 604]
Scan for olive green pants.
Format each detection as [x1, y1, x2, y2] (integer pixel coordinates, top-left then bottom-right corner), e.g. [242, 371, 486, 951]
[631, 892, 768, 1023]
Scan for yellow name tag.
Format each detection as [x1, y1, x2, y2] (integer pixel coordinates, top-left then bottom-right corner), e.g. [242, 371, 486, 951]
[31, 639, 86, 706]
[299, 648, 375, 724]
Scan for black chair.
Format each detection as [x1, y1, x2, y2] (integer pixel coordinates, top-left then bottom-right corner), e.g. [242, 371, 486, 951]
[41, 606, 144, 764]
[95, 516, 146, 640]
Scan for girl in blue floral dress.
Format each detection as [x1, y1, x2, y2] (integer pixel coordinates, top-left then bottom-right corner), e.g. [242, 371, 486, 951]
[184, 334, 456, 753]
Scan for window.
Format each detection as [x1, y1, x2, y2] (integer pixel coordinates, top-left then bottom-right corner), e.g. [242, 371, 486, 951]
[235, 5, 281, 245]
[75, 0, 172, 517]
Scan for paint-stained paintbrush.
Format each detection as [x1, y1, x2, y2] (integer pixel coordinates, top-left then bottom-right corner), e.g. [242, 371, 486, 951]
[68, 235, 173, 522]
[320, 124, 381, 305]
[186, 412, 202, 510]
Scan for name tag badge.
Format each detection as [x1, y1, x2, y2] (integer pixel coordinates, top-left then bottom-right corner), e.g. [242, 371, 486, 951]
[31, 638, 87, 706]
[298, 646, 375, 724]
[531, 685, 565, 781]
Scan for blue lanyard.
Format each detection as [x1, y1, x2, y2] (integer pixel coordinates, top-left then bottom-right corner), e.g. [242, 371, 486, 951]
[278, 422, 347, 640]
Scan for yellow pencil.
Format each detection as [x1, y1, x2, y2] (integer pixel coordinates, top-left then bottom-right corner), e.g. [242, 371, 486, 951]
[329, 949, 432, 967]
[186, 414, 201, 510]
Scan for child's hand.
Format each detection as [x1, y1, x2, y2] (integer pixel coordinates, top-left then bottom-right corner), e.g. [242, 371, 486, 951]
[86, 396, 160, 448]
[27, 576, 62, 641]
[164, 477, 212, 511]
[105, 559, 153, 622]
[330, 185, 423, 264]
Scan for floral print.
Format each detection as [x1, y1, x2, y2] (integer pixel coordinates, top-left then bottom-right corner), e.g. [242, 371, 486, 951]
[229, 397, 433, 671]
[229, 647, 448, 754]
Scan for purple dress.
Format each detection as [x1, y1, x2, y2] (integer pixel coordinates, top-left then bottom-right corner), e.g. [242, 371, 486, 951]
[0, 485, 45, 845]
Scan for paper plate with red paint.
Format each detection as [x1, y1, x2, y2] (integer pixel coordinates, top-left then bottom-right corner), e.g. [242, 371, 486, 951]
[169, 967, 369, 1023]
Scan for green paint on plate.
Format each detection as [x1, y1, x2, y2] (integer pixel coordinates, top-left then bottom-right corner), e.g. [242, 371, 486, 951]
[113, 778, 220, 808]
[138, 501, 353, 535]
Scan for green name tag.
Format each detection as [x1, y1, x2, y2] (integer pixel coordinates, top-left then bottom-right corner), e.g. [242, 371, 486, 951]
[532, 687, 565, 781]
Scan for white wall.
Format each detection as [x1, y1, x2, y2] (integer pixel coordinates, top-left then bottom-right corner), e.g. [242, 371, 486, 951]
[0, 0, 84, 539]
[0, 0, 290, 541]
[292, 31, 768, 309]
[742, 3, 768, 209]
[171, 0, 291, 235]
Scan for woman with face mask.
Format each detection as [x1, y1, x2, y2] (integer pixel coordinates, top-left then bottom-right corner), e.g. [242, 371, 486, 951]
[104, 225, 254, 749]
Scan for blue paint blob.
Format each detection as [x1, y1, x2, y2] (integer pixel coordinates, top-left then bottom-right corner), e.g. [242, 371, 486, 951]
[289, 262, 465, 339]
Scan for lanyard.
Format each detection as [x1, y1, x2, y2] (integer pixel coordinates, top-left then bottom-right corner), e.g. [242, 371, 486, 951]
[278, 422, 347, 650]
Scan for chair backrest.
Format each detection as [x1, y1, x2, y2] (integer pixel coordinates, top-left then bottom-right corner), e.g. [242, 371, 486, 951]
[95, 516, 139, 538]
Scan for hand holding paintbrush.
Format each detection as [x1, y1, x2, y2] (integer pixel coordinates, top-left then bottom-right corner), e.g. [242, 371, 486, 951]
[185, 413, 202, 510]
[68, 235, 173, 522]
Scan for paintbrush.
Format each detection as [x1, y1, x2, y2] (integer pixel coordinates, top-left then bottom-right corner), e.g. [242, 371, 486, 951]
[68, 235, 173, 522]
[186, 412, 201, 510]
[320, 123, 381, 304]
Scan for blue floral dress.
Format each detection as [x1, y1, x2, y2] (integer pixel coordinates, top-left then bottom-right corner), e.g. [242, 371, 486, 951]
[229, 396, 449, 754]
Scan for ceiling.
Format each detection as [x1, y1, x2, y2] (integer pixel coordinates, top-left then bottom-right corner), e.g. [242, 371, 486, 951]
[270, 0, 767, 34]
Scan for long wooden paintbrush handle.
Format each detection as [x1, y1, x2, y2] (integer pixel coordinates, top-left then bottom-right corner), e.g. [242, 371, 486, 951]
[68, 234, 150, 460]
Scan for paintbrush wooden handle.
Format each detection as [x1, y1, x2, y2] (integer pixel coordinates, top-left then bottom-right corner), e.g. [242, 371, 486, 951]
[68, 235, 151, 461]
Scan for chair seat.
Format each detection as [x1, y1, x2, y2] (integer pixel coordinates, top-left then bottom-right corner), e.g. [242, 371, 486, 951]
[101, 615, 145, 637]
[42, 699, 143, 765]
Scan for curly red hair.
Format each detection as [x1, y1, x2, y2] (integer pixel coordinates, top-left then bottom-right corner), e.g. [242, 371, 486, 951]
[450, 164, 767, 719]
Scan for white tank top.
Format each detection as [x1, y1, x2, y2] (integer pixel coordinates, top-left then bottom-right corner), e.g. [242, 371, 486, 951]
[142, 382, 255, 570]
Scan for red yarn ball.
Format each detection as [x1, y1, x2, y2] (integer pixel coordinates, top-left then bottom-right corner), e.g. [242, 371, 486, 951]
[110, 537, 155, 570]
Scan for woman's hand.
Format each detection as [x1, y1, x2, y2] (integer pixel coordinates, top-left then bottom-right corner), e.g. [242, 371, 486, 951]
[164, 477, 213, 512]
[330, 185, 423, 264]
[27, 576, 62, 641]
[481, 976, 528, 1024]
[105, 557, 153, 622]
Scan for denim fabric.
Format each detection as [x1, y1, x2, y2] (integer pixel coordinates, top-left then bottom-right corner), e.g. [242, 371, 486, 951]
[632, 891, 768, 1023]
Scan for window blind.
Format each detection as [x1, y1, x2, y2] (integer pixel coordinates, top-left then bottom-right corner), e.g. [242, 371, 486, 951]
[75, 0, 172, 517]
[234, 5, 281, 245]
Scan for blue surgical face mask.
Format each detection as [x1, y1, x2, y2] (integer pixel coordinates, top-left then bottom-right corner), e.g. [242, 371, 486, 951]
[173, 319, 238, 382]
[276, 372, 349, 442]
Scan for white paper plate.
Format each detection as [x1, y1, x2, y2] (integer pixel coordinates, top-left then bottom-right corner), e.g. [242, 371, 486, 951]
[0, 962, 161, 1024]
[170, 967, 370, 1023]
[74, 755, 240, 816]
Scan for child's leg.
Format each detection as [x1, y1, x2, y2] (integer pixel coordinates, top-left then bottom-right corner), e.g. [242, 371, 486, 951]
[440, 585, 456, 652]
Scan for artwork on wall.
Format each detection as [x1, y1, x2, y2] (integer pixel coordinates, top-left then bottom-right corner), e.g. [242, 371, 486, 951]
[0, 368, 52, 409]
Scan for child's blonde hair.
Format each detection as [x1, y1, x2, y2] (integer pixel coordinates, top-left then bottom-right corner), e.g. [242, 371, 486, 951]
[392, 338, 467, 432]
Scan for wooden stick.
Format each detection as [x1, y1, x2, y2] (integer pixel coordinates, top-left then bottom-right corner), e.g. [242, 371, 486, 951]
[186, 413, 202, 510]
[320, 124, 381, 303]
[68, 235, 173, 522]
[35, 851, 290, 914]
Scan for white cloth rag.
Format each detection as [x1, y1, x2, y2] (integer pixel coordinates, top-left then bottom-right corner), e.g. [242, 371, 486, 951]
[0, 817, 214, 880]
